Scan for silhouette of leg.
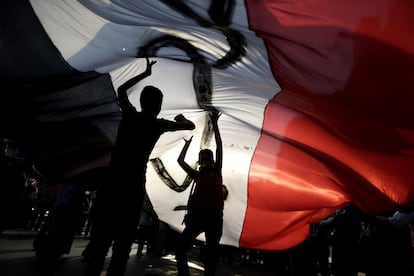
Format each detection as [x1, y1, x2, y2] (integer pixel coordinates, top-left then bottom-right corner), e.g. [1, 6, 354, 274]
[106, 238, 134, 276]
[176, 221, 202, 276]
[83, 221, 113, 276]
[106, 206, 141, 276]
[204, 217, 223, 276]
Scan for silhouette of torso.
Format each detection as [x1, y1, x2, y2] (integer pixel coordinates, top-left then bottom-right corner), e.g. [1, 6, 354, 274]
[188, 166, 224, 215]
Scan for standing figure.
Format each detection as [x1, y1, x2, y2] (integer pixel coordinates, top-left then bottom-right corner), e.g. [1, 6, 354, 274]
[329, 204, 364, 276]
[364, 210, 414, 276]
[84, 57, 195, 276]
[176, 111, 224, 276]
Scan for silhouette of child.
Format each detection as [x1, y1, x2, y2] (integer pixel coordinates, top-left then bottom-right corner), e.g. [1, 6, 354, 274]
[84, 57, 195, 276]
[175, 110, 224, 276]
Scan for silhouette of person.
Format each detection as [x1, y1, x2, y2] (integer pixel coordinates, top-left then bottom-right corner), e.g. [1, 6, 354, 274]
[83, 56, 195, 276]
[328, 204, 364, 276]
[365, 210, 414, 276]
[175, 110, 224, 276]
[0, 138, 30, 232]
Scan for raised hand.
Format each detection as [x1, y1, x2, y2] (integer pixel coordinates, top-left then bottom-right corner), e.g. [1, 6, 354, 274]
[144, 56, 157, 75]
[183, 136, 193, 145]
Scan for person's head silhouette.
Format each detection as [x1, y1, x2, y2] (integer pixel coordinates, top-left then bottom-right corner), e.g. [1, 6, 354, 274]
[198, 148, 214, 170]
[140, 85, 163, 118]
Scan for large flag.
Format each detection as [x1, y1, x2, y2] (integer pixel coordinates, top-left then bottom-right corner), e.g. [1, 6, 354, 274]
[1, 0, 413, 250]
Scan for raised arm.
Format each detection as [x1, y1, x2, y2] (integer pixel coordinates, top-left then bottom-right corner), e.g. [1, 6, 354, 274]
[210, 110, 222, 170]
[177, 136, 197, 176]
[117, 57, 156, 109]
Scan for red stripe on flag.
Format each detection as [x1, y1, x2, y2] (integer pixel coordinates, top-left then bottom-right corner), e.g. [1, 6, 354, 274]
[241, 0, 414, 250]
